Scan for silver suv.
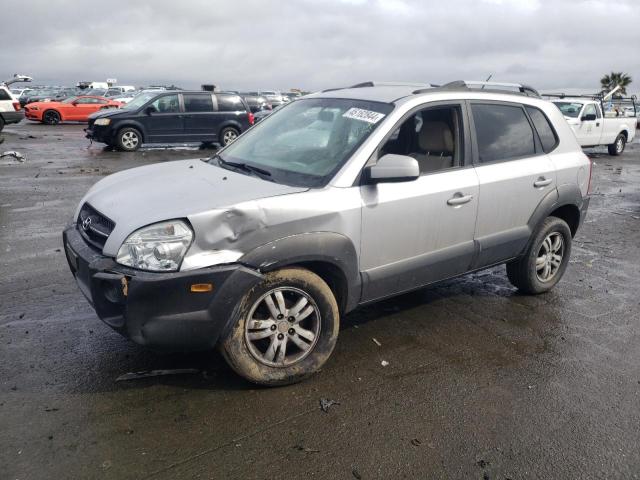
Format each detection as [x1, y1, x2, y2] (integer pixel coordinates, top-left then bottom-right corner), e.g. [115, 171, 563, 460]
[63, 81, 592, 385]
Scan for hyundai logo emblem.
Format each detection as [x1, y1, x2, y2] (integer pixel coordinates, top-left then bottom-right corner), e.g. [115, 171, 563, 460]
[82, 217, 92, 231]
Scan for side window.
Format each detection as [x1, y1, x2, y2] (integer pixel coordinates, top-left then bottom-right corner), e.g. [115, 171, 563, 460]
[149, 94, 180, 113]
[0, 89, 12, 100]
[75, 97, 95, 104]
[471, 104, 536, 163]
[217, 95, 244, 112]
[525, 106, 558, 153]
[379, 105, 462, 175]
[582, 104, 597, 118]
[183, 94, 213, 113]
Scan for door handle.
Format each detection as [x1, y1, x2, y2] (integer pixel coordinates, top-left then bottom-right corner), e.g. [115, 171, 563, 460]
[447, 193, 473, 206]
[533, 177, 552, 188]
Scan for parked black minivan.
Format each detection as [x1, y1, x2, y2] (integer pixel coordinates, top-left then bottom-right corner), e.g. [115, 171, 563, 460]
[86, 91, 254, 151]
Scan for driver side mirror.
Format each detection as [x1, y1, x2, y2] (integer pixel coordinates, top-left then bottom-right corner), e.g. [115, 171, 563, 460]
[365, 154, 419, 184]
[581, 113, 597, 122]
[145, 106, 155, 115]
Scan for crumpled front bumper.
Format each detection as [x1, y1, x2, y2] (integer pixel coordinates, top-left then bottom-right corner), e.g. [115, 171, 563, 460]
[62, 225, 263, 351]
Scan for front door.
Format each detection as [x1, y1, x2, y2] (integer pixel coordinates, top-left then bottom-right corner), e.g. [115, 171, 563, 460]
[575, 103, 602, 146]
[360, 103, 479, 302]
[141, 93, 183, 142]
[64, 97, 102, 121]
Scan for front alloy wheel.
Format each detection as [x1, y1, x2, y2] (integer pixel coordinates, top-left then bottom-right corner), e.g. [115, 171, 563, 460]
[221, 268, 339, 386]
[245, 287, 321, 367]
[117, 128, 141, 152]
[43, 110, 60, 125]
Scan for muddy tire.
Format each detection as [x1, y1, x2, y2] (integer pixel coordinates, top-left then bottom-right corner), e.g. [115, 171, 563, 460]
[116, 127, 142, 152]
[221, 267, 339, 386]
[506, 216, 572, 294]
[0, 116, 5, 132]
[608, 133, 626, 156]
[219, 127, 239, 146]
[43, 110, 61, 125]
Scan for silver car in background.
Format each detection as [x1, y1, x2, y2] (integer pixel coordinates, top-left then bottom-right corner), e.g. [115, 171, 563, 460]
[63, 81, 591, 386]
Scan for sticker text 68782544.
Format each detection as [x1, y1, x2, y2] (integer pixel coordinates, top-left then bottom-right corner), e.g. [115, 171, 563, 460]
[342, 108, 386, 124]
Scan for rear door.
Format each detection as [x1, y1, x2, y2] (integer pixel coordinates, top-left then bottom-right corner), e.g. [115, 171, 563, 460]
[140, 93, 183, 142]
[469, 101, 556, 268]
[181, 93, 215, 142]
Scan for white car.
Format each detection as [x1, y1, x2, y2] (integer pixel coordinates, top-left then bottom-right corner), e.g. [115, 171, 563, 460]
[0, 85, 23, 131]
[550, 97, 637, 155]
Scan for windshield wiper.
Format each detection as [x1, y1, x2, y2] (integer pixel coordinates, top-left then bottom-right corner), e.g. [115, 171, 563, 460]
[215, 155, 272, 178]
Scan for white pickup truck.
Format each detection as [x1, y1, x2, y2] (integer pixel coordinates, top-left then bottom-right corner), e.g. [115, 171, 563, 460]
[550, 97, 637, 155]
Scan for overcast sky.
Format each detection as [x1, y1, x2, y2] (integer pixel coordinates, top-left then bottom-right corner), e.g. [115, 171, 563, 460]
[2, 0, 639, 93]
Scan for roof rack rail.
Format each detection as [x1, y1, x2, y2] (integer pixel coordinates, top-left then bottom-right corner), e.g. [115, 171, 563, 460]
[322, 81, 435, 93]
[414, 80, 540, 98]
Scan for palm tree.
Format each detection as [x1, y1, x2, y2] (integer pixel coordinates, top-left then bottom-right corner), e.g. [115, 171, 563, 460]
[600, 72, 632, 96]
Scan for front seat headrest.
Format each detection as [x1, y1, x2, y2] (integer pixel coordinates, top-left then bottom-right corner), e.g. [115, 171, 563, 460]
[418, 121, 454, 153]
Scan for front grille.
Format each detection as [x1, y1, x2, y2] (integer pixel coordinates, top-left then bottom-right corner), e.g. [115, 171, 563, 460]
[77, 203, 115, 249]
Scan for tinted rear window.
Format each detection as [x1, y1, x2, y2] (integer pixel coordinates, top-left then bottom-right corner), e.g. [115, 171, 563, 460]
[0, 89, 12, 101]
[472, 104, 536, 163]
[217, 95, 245, 112]
[526, 106, 558, 153]
[184, 94, 213, 112]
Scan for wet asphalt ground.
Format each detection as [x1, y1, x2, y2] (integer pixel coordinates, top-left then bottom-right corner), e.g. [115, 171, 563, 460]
[1, 120, 639, 480]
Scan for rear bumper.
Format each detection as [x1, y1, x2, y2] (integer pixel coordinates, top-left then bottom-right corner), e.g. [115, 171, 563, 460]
[2, 111, 24, 124]
[63, 225, 263, 351]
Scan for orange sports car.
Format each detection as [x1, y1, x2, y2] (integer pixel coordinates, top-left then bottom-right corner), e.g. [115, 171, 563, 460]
[24, 95, 122, 124]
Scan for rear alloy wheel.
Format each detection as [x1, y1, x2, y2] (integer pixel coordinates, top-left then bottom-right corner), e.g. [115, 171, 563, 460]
[43, 110, 61, 125]
[221, 268, 339, 386]
[220, 127, 239, 146]
[608, 133, 626, 156]
[506, 216, 572, 294]
[117, 127, 141, 152]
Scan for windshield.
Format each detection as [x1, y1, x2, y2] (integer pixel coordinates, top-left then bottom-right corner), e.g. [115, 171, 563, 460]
[214, 97, 393, 187]
[120, 92, 158, 110]
[553, 101, 584, 118]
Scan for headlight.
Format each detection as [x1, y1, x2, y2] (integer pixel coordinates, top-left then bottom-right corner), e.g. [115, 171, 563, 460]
[94, 118, 111, 126]
[116, 220, 193, 272]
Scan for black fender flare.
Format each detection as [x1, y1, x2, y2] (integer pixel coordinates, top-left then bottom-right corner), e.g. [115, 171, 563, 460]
[239, 232, 361, 313]
[522, 184, 584, 254]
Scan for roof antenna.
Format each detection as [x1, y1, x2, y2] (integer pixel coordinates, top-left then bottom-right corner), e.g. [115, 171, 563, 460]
[481, 74, 492, 89]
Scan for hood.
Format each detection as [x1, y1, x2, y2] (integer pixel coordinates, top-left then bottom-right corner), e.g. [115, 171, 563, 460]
[27, 100, 63, 107]
[76, 158, 308, 255]
[88, 108, 126, 120]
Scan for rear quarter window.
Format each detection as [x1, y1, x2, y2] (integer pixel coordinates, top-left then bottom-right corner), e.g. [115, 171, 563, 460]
[471, 103, 536, 163]
[0, 88, 12, 101]
[217, 95, 245, 112]
[525, 106, 558, 153]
